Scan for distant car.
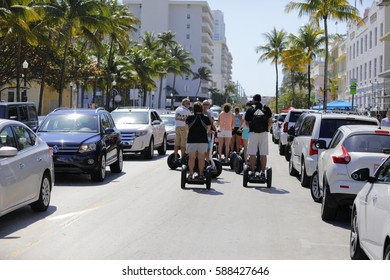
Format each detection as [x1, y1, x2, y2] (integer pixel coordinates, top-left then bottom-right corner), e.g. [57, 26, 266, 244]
[272, 113, 286, 144]
[37, 107, 123, 182]
[315, 125, 390, 221]
[160, 113, 175, 149]
[279, 109, 308, 155]
[0, 102, 39, 131]
[0, 119, 54, 217]
[350, 156, 390, 260]
[110, 108, 166, 159]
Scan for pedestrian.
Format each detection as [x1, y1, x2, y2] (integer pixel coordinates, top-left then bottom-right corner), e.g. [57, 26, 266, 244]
[173, 98, 192, 161]
[231, 107, 244, 153]
[217, 103, 235, 162]
[241, 101, 252, 162]
[202, 100, 216, 159]
[185, 101, 211, 179]
[381, 108, 390, 127]
[244, 94, 272, 179]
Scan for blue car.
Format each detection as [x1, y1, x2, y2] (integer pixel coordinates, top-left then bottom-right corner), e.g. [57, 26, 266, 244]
[37, 107, 123, 182]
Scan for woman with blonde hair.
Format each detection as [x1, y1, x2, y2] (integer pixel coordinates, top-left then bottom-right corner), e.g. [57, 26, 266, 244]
[217, 103, 235, 162]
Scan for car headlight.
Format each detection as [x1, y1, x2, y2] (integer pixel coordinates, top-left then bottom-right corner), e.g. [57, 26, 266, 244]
[135, 130, 148, 137]
[79, 143, 97, 153]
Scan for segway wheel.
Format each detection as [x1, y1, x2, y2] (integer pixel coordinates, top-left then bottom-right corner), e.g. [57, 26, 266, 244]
[243, 165, 249, 187]
[210, 158, 223, 178]
[234, 155, 244, 174]
[181, 164, 187, 189]
[167, 153, 180, 170]
[266, 167, 272, 188]
[205, 167, 212, 190]
[230, 152, 237, 170]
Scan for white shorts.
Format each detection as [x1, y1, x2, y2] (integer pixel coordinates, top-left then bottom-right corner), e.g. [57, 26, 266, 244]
[186, 143, 208, 154]
[247, 132, 269, 156]
[218, 130, 232, 138]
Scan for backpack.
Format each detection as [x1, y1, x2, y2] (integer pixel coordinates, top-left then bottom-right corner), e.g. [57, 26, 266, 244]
[250, 104, 269, 133]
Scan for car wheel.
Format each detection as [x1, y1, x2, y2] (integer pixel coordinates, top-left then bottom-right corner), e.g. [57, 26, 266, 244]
[284, 144, 291, 161]
[289, 157, 299, 176]
[30, 172, 51, 212]
[321, 180, 337, 221]
[143, 138, 154, 159]
[350, 209, 368, 260]
[110, 148, 123, 173]
[91, 155, 106, 182]
[300, 159, 310, 188]
[272, 134, 275, 143]
[157, 136, 167, 155]
[384, 243, 390, 260]
[310, 171, 322, 203]
[278, 141, 285, 155]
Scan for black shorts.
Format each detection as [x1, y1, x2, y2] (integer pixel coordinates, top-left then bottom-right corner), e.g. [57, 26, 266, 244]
[232, 127, 242, 136]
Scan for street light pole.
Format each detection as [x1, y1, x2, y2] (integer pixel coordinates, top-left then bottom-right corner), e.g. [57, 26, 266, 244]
[170, 93, 174, 111]
[22, 60, 28, 102]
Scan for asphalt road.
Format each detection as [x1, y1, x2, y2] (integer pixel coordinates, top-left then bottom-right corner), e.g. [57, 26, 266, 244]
[0, 134, 352, 260]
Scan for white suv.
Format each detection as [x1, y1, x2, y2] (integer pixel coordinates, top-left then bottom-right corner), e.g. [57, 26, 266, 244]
[111, 108, 166, 159]
[279, 109, 309, 155]
[288, 112, 379, 188]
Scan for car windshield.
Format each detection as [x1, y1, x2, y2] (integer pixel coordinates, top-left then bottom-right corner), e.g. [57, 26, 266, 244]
[160, 115, 175, 126]
[319, 119, 377, 138]
[111, 111, 149, 125]
[343, 134, 390, 153]
[278, 114, 286, 122]
[38, 114, 99, 133]
[288, 112, 303, 122]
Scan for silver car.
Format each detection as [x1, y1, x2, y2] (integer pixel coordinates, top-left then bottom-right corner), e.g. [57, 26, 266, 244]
[0, 119, 54, 217]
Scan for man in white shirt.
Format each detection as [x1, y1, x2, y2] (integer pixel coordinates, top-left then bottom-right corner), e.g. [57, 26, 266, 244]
[174, 98, 192, 160]
[381, 108, 390, 127]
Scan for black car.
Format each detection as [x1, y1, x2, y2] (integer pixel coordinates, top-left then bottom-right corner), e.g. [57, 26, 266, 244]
[0, 102, 39, 131]
[37, 107, 123, 182]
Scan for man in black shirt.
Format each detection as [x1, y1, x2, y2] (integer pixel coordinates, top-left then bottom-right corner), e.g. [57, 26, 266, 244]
[244, 94, 272, 179]
[185, 101, 211, 179]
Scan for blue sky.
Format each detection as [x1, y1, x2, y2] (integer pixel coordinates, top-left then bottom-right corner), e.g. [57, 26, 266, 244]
[206, 0, 373, 98]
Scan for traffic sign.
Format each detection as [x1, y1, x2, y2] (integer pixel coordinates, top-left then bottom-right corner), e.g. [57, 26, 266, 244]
[350, 80, 357, 95]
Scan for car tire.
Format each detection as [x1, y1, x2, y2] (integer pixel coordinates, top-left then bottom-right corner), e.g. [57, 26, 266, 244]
[284, 144, 291, 161]
[110, 148, 123, 173]
[279, 141, 285, 155]
[310, 171, 322, 203]
[384, 243, 390, 260]
[289, 158, 299, 176]
[350, 209, 368, 260]
[300, 159, 310, 188]
[30, 172, 51, 212]
[157, 136, 167, 155]
[91, 155, 106, 182]
[321, 180, 338, 221]
[143, 138, 154, 159]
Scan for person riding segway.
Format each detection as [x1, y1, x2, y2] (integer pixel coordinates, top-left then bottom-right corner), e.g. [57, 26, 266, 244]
[181, 101, 212, 189]
[243, 94, 273, 187]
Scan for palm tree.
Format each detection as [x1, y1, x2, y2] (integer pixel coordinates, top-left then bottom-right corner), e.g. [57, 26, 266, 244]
[224, 81, 237, 103]
[289, 24, 325, 108]
[169, 45, 194, 94]
[285, 0, 362, 110]
[255, 27, 287, 114]
[192, 66, 212, 102]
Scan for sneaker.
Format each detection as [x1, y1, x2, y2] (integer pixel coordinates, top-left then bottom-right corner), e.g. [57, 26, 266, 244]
[259, 172, 266, 180]
[198, 175, 205, 180]
[255, 172, 260, 178]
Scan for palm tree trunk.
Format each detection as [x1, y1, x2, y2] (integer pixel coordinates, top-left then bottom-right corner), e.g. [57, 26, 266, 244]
[16, 37, 21, 102]
[194, 80, 201, 103]
[275, 61, 279, 113]
[307, 63, 311, 109]
[323, 17, 329, 110]
[59, 36, 71, 107]
[38, 55, 48, 115]
[158, 75, 163, 109]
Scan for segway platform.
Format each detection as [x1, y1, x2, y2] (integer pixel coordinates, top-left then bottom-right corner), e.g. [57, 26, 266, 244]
[243, 165, 272, 188]
[181, 165, 211, 190]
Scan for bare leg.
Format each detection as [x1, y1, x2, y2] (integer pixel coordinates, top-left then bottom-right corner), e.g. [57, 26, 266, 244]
[188, 152, 196, 176]
[225, 138, 231, 159]
[260, 155, 267, 173]
[198, 152, 206, 176]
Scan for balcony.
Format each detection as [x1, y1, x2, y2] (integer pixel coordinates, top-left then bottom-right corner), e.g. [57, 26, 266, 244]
[377, 0, 390, 6]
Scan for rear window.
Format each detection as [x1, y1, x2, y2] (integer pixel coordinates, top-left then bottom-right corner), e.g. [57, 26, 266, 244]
[319, 119, 377, 138]
[278, 114, 286, 122]
[344, 134, 390, 153]
[288, 112, 303, 123]
[0, 107, 5, 118]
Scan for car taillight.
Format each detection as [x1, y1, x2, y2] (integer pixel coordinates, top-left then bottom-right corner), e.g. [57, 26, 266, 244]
[332, 145, 351, 164]
[309, 139, 318, 155]
[375, 130, 390, 135]
[48, 147, 54, 157]
[283, 122, 288, 132]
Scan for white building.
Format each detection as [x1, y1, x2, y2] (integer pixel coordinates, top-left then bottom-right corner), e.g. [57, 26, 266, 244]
[124, 0, 232, 108]
[345, 1, 389, 112]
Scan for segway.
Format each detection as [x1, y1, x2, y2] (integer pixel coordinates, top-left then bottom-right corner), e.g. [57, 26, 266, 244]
[167, 152, 188, 170]
[242, 153, 272, 188]
[181, 161, 212, 190]
[233, 148, 245, 174]
[207, 132, 223, 178]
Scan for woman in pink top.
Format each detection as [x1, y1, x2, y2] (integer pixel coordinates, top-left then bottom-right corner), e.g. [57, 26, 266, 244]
[217, 103, 235, 162]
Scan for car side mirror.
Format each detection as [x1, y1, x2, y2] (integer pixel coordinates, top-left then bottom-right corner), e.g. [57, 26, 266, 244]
[314, 140, 327, 149]
[287, 135, 294, 142]
[351, 168, 370, 182]
[152, 120, 160, 125]
[104, 128, 114, 134]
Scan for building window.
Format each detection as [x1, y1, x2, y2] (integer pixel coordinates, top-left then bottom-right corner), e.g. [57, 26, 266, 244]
[353, 43, 355, 59]
[186, 24, 190, 29]
[361, 38, 363, 54]
[369, 60, 372, 79]
[364, 63, 367, 80]
[374, 58, 377, 77]
[380, 55, 383, 73]
[375, 27, 378, 46]
[365, 35, 367, 52]
[349, 46, 352, 60]
[352, 68, 355, 80]
[186, 34, 190, 39]
[360, 65, 363, 81]
[369, 31, 372, 49]
[187, 4, 191, 9]
[380, 23, 384, 37]
[356, 41, 359, 57]
[187, 13, 190, 19]
[356, 67, 359, 82]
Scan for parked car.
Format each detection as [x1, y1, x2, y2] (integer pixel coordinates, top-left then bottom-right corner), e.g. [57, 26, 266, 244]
[160, 113, 175, 149]
[37, 107, 123, 182]
[0, 119, 54, 217]
[350, 156, 390, 259]
[110, 108, 166, 159]
[315, 125, 390, 221]
[284, 112, 309, 161]
[279, 109, 309, 155]
[0, 102, 39, 131]
[270, 113, 279, 135]
[271, 113, 286, 144]
[289, 112, 379, 188]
